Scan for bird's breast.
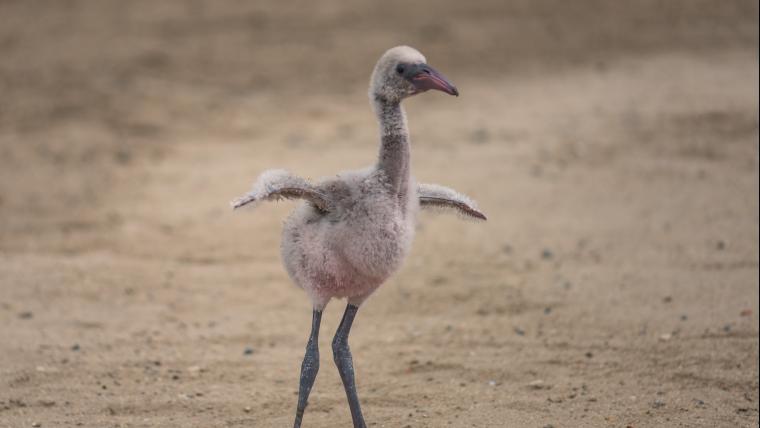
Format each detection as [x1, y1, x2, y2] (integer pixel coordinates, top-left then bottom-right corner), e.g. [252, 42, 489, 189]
[332, 193, 415, 281]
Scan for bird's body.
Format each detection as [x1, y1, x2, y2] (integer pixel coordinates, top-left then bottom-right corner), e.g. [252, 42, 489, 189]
[281, 166, 418, 309]
[232, 46, 485, 428]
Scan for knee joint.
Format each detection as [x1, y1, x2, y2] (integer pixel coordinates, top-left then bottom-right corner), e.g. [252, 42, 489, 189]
[332, 338, 349, 361]
[301, 342, 320, 374]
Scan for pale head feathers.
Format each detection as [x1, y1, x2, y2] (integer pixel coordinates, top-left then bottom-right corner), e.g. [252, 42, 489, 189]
[369, 46, 426, 103]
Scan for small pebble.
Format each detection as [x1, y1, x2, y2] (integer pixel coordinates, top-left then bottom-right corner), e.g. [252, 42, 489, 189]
[543, 307, 552, 315]
[662, 296, 673, 304]
[470, 128, 490, 144]
[32, 423, 41, 428]
[243, 406, 252, 413]
[514, 327, 525, 336]
[430, 276, 447, 286]
[528, 379, 549, 390]
[18, 311, 33, 319]
[652, 399, 666, 409]
[541, 249, 553, 260]
[243, 347, 254, 356]
[585, 351, 594, 359]
[740, 309, 752, 317]
[680, 314, 688, 321]
[71, 344, 80, 351]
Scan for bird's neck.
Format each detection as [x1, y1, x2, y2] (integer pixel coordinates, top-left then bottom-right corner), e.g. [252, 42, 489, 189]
[374, 97, 410, 197]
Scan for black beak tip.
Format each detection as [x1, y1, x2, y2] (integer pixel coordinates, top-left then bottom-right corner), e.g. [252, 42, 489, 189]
[451, 87, 459, 97]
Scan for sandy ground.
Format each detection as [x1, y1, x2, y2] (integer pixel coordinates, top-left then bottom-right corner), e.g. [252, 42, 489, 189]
[1, 1, 758, 427]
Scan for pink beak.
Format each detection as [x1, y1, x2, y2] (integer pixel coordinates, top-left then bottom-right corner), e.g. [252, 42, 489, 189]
[410, 64, 459, 96]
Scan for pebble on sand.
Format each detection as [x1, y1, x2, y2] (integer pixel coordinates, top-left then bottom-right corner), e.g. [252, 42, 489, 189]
[528, 379, 550, 390]
[470, 128, 490, 144]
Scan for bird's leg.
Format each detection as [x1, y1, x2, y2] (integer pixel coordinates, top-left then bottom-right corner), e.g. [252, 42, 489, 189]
[332, 304, 366, 428]
[293, 309, 322, 428]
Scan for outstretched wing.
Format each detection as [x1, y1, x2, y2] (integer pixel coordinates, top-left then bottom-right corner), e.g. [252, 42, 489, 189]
[231, 169, 330, 212]
[417, 183, 486, 220]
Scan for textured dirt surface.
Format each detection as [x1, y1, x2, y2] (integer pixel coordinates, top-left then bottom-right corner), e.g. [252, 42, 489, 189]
[1, 1, 758, 427]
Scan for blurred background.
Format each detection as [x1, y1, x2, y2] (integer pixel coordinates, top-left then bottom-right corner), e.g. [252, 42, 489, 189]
[0, 1, 758, 426]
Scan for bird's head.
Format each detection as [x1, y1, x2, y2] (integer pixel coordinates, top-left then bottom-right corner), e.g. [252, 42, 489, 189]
[369, 46, 458, 104]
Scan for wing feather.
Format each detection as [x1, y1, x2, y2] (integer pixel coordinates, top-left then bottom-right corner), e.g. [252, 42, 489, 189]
[418, 183, 486, 220]
[231, 169, 330, 212]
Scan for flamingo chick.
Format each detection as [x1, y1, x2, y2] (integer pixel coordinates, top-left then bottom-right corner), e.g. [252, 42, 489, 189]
[231, 46, 486, 428]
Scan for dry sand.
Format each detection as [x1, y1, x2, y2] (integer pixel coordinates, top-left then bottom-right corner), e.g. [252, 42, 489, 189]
[1, 1, 758, 427]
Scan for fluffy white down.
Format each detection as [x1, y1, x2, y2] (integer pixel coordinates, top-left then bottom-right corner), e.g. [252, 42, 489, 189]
[280, 168, 417, 309]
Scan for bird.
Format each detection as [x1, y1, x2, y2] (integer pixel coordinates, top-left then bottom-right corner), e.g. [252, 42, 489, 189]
[231, 46, 486, 428]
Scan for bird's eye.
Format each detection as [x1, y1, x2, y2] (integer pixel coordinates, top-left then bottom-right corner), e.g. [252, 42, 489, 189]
[396, 64, 405, 74]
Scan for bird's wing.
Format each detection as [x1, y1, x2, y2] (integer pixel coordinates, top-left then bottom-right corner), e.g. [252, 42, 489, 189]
[417, 183, 486, 220]
[231, 169, 331, 212]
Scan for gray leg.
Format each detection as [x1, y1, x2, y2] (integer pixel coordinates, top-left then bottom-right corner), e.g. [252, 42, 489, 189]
[332, 304, 366, 428]
[294, 309, 322, 428]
